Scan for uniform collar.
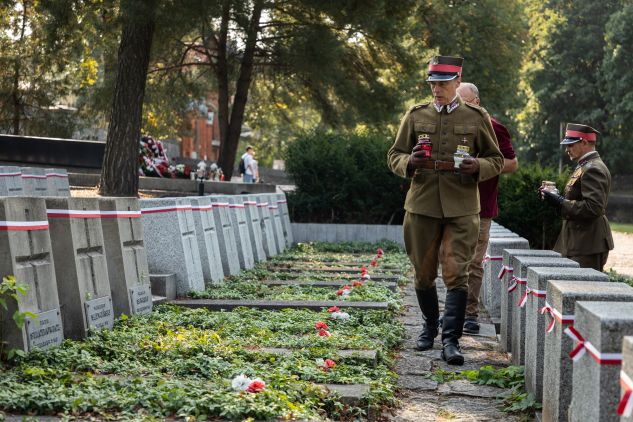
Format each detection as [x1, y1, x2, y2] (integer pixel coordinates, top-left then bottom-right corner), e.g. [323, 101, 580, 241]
[578, 150, 599, 166]
[433, 95, 461, 114]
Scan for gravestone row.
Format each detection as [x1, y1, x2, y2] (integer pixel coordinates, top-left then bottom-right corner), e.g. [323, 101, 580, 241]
[0, 166, 70, 197]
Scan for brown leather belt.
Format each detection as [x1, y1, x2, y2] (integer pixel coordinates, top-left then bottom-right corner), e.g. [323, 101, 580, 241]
[417, 160, 456, 171]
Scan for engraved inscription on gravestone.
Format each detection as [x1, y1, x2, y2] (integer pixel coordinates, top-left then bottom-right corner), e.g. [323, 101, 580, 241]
[84, 296, 114, 331]
[25, 309, 63, 351]
[129, 284, 152, 315]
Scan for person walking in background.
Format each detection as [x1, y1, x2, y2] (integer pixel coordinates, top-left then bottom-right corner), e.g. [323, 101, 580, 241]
[240, 146, 256, 183]
[456, 82, 519, 334]
[387, 55, 504, 365]
[540, 123, 614, 271]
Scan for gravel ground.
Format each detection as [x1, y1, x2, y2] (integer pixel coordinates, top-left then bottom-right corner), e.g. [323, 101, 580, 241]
[606, 231, 633, 277]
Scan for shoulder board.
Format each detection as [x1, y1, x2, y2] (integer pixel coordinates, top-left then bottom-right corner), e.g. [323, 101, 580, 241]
[409, 103, 430, 112]
[464, 102, 487, 115]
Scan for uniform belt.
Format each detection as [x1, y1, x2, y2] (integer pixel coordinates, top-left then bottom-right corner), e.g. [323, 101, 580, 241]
[418, 160, 455, 171]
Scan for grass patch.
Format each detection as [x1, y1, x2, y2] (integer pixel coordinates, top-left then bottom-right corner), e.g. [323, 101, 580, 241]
[611, 222, 633, 234]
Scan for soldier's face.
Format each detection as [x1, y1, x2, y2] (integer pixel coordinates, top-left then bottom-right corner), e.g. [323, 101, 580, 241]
[429, 79, 460, 105]
[565, 140, 590, 161]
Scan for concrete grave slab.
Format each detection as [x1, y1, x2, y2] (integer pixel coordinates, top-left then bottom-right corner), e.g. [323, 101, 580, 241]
[500, 249, 561, 353]
[276, 193, 293, 247]
[243, 195, 266, 262]
[261, 279, 398, 292]
[264, 193, 286, 253]
[0, 197, 62, 352]
[525, 267, 608, 402]
[207, 196, 241, 275]
[0, 166, 23, 196]
[45, 168, 70, 197]
[511, 256, 579, 366]
[227, 195, 255, 269]
[569, 301, 633, 422]
[140, 198, 205, 295]
[99, 197, 152, 317]
[188, 196, 224, 284]
[150, 273, 177, 300]
[254, 194, 278, 257]
[170, 298, 389, 311]
[45, 197, 113, 339]
[621, 336, 633, 422]
[20, 167, 48, 196]
[542, 281, 633, 422]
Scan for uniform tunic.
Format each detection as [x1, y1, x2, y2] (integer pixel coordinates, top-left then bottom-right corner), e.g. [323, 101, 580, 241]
[388, 97, 504, 290]
[554, 151, 614, 270]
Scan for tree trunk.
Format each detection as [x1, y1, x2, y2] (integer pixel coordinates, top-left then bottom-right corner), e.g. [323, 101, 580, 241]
[217, 0, 263, 180]
[99, 0, 156, 196]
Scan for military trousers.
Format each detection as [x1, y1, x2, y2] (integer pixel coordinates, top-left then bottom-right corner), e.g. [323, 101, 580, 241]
[403, 211, 479, 291]
[568, 252, 609, 272]
[465, 217, 492, 318]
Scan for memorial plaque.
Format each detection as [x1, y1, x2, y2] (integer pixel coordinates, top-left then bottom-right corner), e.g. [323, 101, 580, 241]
[25, 309, 63, 351]
[84, 296, 114, 331]
[129, 284, 153, 315]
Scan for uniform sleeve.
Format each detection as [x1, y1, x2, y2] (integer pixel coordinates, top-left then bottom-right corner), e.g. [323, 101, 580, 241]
[475, 113, 504, 182]
[388, 110, 415, 178]
[561, 165, 610, 220]
[492, 120, 516, 159]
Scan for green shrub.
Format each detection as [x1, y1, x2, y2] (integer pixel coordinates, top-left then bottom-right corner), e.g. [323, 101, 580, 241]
[497, 163, 570, 249]
[285, 131, 407, 224]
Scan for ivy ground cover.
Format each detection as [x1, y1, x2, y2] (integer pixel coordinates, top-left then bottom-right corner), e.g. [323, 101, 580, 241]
[0, 242, 408, 421]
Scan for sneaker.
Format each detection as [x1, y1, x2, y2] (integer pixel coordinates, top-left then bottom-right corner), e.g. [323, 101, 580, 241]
[463, 318, 480, 334]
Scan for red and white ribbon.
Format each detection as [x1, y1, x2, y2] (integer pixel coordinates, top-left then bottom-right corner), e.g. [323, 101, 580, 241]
[565, 326, 622, 365]
[518, 287, 546, 308]
[45, 172, 68, 178]
[498, 265, 514, 280]
[276, 199, 287, 204]
[0, 220, 49, 231]
[257, 202, 269, 208]
[482, 254, 503, 264]
[0, 172, 21, 177]
[268, 205, 278, 210]
[21, 174, 47, 179]
[229, 204, 245, 209]
[243, 201, 257, 206]
[191, 205, 213, 212]
[47, 209, 101, 219]
[618, 370, 633, 416]
[507, 276, 527, 293]
[213, 202, 229, 208]
[539, 301, 574, 333]
[99, 210, 141, 219]
[140, 204, 193, 214]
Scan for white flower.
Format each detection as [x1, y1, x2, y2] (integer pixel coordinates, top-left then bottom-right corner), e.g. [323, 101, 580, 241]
[231, 374, 252, 391]
[361, 274, 371, 280]
[315, 358, 325, 367]
[331, 311, 351, 321]
[341, 289, 351, 297]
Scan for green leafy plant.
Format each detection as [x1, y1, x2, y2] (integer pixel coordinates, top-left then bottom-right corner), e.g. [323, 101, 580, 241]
[0, 275, 37, 361]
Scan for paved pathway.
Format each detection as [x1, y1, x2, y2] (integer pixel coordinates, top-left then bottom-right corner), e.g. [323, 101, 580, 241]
[384, 276, 529, 421]
[606, 231, 633, 277]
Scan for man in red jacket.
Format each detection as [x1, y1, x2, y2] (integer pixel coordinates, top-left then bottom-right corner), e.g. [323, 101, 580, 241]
[456, 82, 519, 334]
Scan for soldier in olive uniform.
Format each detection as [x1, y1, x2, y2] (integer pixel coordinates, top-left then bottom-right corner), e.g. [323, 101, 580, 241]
[388, 56, 504, 365]
[540, 123, 614, 271]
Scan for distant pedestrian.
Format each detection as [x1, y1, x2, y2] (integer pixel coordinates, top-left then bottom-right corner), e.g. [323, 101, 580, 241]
[240, 146, 256, 183]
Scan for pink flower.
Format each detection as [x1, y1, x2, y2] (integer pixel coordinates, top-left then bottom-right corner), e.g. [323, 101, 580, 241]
[328, 306, 340, 312]
[318, 329, 331, 337]
[246, 379, 266, 393]
[315, 321, 329, 330]
[376, 248, 384, 257]
[370, 259, 377, 267]
[352, 280, 363, 287]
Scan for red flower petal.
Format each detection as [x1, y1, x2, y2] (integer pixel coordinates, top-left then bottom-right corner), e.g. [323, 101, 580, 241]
[328, 306, 340, 312]
[324, 358, 336, 368]
[246, 380, 266, 393]
[318, 329, 331, 337]
[315, 321, 329, 330]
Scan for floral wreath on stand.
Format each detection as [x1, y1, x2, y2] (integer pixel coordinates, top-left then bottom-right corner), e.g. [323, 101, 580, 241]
[138, 135, 175, 178]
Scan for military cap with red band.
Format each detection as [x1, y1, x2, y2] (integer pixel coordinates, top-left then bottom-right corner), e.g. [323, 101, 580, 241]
[560, 123, 600, 145]
[427, 55, 464, 82]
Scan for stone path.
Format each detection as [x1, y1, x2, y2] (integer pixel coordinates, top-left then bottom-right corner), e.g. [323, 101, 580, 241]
[384, 276, 530, 421]
[606, 231, 633, 277]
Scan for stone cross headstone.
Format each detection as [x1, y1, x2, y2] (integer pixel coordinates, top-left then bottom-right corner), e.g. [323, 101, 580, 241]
[227, 195, 255, 269]
[207, 196, 241, 275]
[46, 197, 114, 339]
[499, 249, 561, 353]
[510, 256, 579, 366]
[99, 197, 152, 317]
[45, 168, 70, 197]
[140, 198, 205, 295]
[20, 167, 48, 197]
[0, 197, 63, 352]
[542, 280, 633, 422]
[188, 196, 225, 284]
[568, 301, 633, 422]
[0, 166, 23, 196]
[275, 193, 293, 247]
[243, 195, 266, 262]
[255, 194, 278, 257]
[525, 266, 608, 402]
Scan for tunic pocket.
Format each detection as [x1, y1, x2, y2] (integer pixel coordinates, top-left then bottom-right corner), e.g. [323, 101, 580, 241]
[414, 122, 437, 133]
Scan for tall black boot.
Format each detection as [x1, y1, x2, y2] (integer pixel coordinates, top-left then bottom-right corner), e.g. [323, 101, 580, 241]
[414, 287, 440, 351]
[441, 289, 468, 365]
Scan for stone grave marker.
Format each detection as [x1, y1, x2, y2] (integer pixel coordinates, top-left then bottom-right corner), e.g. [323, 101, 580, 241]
[227, 195, 255, 269]
[188, 196, 224, 284]
[267, 194, 287, 253]
[481, 236, 529, 320]
[140, 198, 205, 295]
[254, 194, 278, 257]
[510, 256, 579, 366]
[499, 249, 561, 353]
[524, 266, 608, 402]
[620, 336, 633, 422]
[99, 197, 152, 317]
[276, 193, 293, 247]
[0, 166, 23, 196]
[542, 280, 633, 422]
[568, 301, 633, 422]
[45, 168, 70, 197]
[20, 167, 48, 196]
[207, 196, 241, 275]
[0, 197, 63, 352]
[243, 195, 266, 262]
[46, 197, 114, 339]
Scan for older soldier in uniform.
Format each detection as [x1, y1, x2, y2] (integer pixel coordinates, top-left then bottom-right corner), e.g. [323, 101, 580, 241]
[388, 56, 504, 365]
[540, 123, 614, 271]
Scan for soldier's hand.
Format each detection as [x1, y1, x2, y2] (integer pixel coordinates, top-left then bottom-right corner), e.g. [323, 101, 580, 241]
[541, 189, 564, 209]
[459, 157, 480, 174]
[408, 143, 430, 169]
